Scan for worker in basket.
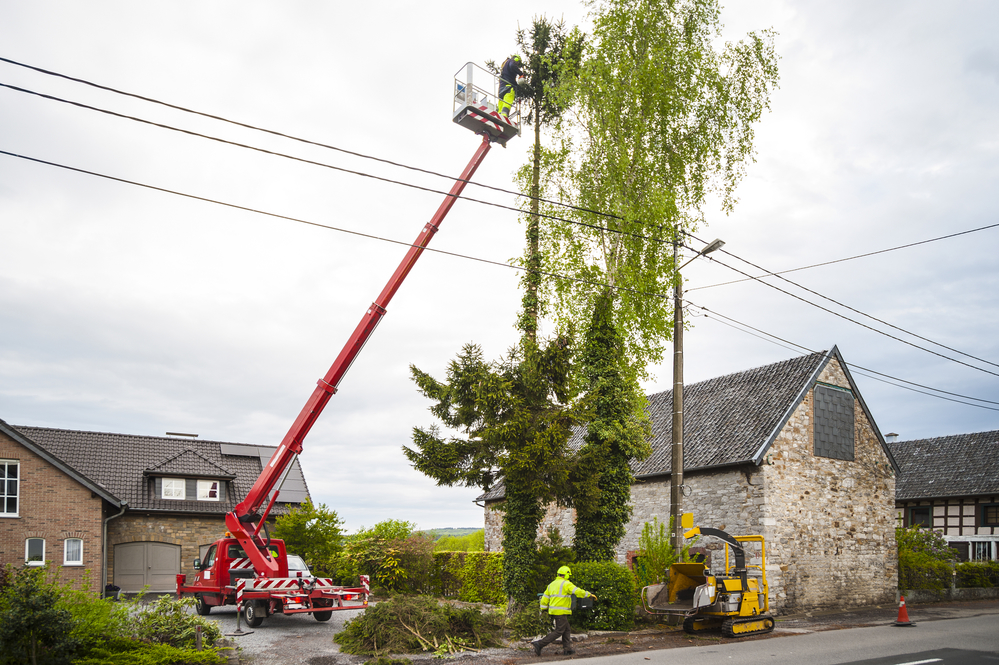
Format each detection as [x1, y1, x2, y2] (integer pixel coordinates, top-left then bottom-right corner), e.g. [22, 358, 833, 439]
[532, 566, 597, 656]
[498, 54, 524, 118]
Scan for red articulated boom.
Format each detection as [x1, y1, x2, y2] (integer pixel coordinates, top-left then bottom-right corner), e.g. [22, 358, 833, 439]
[177, 65, 518, 627]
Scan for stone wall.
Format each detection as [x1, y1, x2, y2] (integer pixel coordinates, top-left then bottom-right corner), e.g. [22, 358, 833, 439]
[483, 500, 576, 552]
[759, 359, 897, 613]
[0, 432, 104, 590]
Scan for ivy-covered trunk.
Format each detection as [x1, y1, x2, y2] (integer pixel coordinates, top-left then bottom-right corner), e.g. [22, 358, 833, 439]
[573, 292, 650, 562]
[501, 477, 546, 605]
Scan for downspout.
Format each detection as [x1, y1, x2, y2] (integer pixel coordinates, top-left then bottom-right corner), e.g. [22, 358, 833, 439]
[102, 501, 128, 593]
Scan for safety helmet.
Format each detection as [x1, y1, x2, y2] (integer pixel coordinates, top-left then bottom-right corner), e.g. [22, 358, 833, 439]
[557, 565, 571, 578]
[513, 55, 522, 63]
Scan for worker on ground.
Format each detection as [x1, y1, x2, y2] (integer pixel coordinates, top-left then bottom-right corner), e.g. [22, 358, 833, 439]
[497, 54, 524, 118]
[532, 566, 597, 656]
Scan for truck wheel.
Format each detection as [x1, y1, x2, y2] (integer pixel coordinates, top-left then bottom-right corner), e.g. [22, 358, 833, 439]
[243, 600, 264, 628]
[314, 610, 333, 622]
[195, 594, 212, 616]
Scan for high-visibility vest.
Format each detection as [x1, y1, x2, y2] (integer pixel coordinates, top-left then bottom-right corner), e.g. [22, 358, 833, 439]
[539, 576, 589, 615]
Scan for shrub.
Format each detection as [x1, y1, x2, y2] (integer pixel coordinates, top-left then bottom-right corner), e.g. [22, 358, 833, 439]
[334, 595, 504, 656]
[73, 638, 224, 665]
[896, 525, 957, 561]
[633, 516, 699, 588]
[0, 566, 79, 665]
[956, 561, 999, 588]
[566, 561, 636, 632]
[898, 550, 952, 592]
[432, 552, 504, 604]
[130, 595, 222, 648]
[272, 499, 345, 577]
[434, 530, 485, 552]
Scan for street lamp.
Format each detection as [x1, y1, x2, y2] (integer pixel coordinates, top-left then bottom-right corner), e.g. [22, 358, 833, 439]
[670, 237, 725, 552]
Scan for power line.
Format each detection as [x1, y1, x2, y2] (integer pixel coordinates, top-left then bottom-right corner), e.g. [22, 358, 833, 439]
[0, 55, 620, 224]
[686, 301, 999, 412]
[5, 147, 996, 414]
[688, 221, 999, 291]
[684, 238, 999, 380]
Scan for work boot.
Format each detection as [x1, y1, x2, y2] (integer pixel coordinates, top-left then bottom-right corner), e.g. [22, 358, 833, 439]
[563, 649, 576, 655]
[532, 641, 543, 656]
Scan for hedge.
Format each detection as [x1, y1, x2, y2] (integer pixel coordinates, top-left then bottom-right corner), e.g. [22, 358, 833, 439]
[432, 552, 504, 605]
[564, 561, 636, 632]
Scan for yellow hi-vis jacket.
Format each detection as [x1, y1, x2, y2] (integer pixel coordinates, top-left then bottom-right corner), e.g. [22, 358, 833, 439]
[539, 576, 591, 615]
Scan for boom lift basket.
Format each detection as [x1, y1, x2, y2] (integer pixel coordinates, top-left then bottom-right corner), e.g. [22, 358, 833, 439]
[453, 62, 521, 145]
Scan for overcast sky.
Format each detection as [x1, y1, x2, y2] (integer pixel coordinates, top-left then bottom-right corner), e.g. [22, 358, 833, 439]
[2, 1, 997, 533]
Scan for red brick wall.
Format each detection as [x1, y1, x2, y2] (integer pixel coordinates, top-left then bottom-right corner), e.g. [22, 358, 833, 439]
[0, 431, 105, 590]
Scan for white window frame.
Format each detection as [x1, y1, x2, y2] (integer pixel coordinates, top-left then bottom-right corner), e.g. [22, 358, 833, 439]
[1, 459, 18, 517]
[64, 538, 83, 566]
[25, 537, 45, 566]
[197, 479, 220, 501]
[162, 477, 186, 500]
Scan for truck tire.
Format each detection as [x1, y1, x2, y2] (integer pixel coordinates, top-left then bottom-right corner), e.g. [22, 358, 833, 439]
[243, 600, 265, 628]
[314, 609, 333, 622]
[195, 594, 212, 616]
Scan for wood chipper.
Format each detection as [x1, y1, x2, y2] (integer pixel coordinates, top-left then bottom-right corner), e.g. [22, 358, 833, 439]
[640, 513, 775, 638]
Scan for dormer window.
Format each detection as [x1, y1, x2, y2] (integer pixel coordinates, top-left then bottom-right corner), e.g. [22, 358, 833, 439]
[197, 480, 220, 501]
[162, 478, 186, 500]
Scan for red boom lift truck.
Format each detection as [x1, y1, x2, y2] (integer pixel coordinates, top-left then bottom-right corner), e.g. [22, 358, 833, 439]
[176, 64, 519, 627]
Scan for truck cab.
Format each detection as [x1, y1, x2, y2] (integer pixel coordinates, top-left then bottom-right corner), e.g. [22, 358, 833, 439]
[190, 537, 289, 609]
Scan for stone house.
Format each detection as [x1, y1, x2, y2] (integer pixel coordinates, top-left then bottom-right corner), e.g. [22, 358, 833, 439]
[889, 430, 999, 561]
[1, 417, 308, 592]
[478, 347, 900, 614]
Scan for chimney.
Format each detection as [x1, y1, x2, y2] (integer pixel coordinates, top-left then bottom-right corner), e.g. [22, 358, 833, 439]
[885, 432, 899, 443]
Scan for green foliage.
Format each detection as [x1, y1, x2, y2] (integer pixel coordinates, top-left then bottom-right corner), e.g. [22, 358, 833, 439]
[73, 638, 224, 665]
[573, 293, 651, 562]
[896, 525, 958, 561]
[338, 521, 436, 594]
[528, 528, 575, 598]
[432, 552, 504, 604]
[956, 561, 999, 588]
[898, 550, 952, 592]
[406, 338, 583, 605]
[130, 596, 222, 649]
[272, 498, 345, 577]
[0, 566, 79, 665]
[334, 595, 504, 656]
[633, 516, 700, 587]
[508, 603, 550, 639]
[565, 561, 636, 632]
[433, 529, 485, 552]
[539, 0, 779, 371]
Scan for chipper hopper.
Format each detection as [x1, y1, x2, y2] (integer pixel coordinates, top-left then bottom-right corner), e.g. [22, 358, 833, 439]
[640, 513, 775, 638]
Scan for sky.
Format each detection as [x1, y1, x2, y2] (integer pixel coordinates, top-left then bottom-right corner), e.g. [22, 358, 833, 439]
[1, 1, 997, 533]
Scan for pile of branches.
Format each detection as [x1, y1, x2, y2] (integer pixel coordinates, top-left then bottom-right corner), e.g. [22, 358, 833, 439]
[334, 595, 505, 656]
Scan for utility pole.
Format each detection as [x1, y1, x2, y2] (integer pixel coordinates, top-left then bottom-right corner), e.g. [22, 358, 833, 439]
[670, 237, 725, 553]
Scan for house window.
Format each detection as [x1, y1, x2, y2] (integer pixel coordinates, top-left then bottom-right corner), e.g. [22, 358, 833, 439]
[64, 538, 83, 566]
[983, 504, 999, 527]
[197, 480, 220, 501]
[971, 541, 993, 562]
[25, 538, 45, 565]
[1, 460, 18, 516]
[814, 384, 855, 461]
[909, 507, 931, 528]
[162, 478, 186, 500]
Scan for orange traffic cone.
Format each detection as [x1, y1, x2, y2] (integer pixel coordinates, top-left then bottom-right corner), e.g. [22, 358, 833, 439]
[894, 595, 914, 627]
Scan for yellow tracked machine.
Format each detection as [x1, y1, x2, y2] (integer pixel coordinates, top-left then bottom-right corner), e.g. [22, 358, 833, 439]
[641, 513, 775, 638]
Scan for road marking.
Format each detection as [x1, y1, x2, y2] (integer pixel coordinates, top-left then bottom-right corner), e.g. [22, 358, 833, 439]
[895, 660, 942, 665]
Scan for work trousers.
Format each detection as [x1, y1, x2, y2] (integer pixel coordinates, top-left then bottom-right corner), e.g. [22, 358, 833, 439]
[537, 614, 572, 652]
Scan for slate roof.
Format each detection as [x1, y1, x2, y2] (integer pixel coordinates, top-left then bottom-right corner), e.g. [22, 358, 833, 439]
[10, 425, 308, 516]
[477, 347, 894, 502]
[888, 430, 999, 501]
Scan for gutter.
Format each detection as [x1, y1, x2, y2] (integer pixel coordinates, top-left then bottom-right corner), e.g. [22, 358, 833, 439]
[102, 501, 128, 593]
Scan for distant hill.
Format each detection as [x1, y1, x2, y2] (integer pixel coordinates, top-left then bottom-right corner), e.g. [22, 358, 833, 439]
[423, 527, 481, 540]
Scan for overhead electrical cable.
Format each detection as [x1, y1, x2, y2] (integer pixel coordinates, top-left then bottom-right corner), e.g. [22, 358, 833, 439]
[4, 147, 995, 413]
[685, 230, 999, 370]
[0, 55, 619, 223]
[686, 301, 999, 412]
[687, 221, 999, 291]
[0, 80, 639, 242]
[685, 241, 999, 380]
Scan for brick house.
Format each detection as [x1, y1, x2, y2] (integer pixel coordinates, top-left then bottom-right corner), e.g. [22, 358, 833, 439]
[889, 430, 999, 561]
[1, 418, 308, 592]
[478, 347, 900, 614]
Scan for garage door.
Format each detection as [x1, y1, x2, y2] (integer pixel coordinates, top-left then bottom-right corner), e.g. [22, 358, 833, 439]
[114, 542, 181, 592]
